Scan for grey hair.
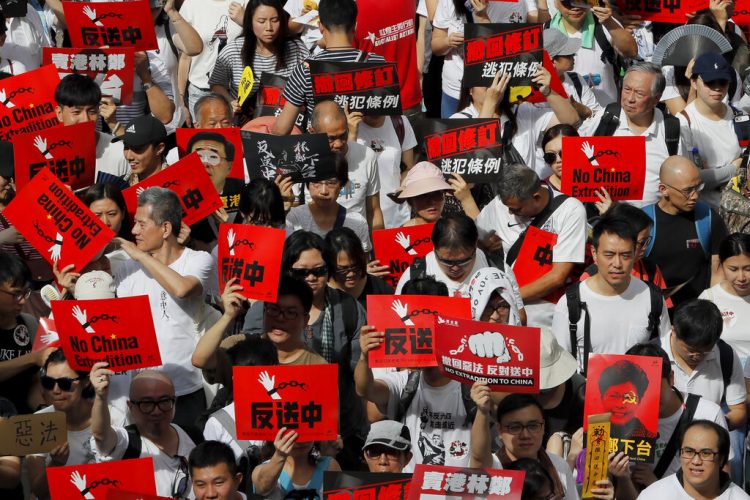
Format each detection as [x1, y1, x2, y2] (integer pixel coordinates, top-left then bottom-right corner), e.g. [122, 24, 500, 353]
[137, 187, 182, 237]
[194, 93, 232, 123]
[497, 163, 541, 201]
[311, 100, 347, 131]
[625, 62, 666, 97]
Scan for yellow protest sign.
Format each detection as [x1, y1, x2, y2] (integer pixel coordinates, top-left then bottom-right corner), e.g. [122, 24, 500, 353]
[238, 66, 255, 107]
[582, 413, 610, 499]
[0, 411, 66, 455]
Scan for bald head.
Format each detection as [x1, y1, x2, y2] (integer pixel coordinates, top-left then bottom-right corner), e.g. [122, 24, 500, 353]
[129, 370, 175, 399]
[660, 155, 700, 184]
[311, 100, 347, 131]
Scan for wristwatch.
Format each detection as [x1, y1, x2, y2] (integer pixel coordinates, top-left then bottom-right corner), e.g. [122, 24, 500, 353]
[142, 81, 154, 92]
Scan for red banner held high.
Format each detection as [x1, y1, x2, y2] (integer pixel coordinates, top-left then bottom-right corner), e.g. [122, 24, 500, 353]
[0, 65, 61, 141]
[63, 0, 158, 51]
[409, 464, 525, 499]
[372, 224, 434, 288]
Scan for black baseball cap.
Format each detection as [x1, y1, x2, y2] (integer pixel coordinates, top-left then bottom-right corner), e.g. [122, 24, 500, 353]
[112, 115, 167, 147]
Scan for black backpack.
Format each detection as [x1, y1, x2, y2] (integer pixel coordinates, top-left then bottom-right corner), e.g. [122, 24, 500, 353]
[122, 423, 205, 460]
[567, 72, 584, 102]
[593, 102, 681, 157]
[653, 393, 700, 479]
[394, 370, 477, 427]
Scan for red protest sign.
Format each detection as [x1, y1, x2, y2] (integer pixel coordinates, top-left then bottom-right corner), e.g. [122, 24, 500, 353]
[0, 65, 61, 141]
[512, 226, 558, 289]
[218, 224, 285, 302]
[176, 127, 245, 180]
[122, 152, 224, 226]
[63, 0, 158, 51]
[409, 465, 525, 499]
[735, 1, 750, 26]
[366, 295, 471, 368]
[561, 136, 646, 202]
[108, 491, 172, 500]
[616, 0, 705, 23]
[463, 23, 543, 87]
[433, 316, 540, 392]
[233, 364, 339, 442]
[510, 50, 567, 104]
[43, 47, 135, 104]
[372, 224, 434, 288]
[32, 317, 59, 352]
[47, 457, 157, 499]
[51, 296, 162, 372]
[3, 168, 115, 269]
[13, 121, 96, 191]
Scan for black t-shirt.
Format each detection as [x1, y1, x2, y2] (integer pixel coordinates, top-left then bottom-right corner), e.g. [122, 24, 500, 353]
[191, 178, 246, 244]
[646, 204, 727, 306]
[357, 275, 395, 310]
[0, 315, 37, 414]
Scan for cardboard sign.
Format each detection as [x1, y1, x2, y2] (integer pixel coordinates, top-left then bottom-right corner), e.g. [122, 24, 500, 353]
[324, 472, 412, 500]
[0, 0, 28, 18]
[254, 73, 308, 130]
[510, 50, 567, 104]
[0, 65, 61, 141]
[372, 224, 435, 288]
[13, 121, 97, 191]
[511, 226, 558, 289]
[616, 0, 706, 23]
[32, 317, 59, 352]
[434, 317, 541, 393]
[63, 0, 158, 51]
[3, 168, 115, 269]
[583, 414, 611, 499]
[463, 23, 543, 88]
[47, 458, 157, 499]
[583, 354, 662, 463]
[366, 295, 471, 368]
[51, 296, 162, 372]
[561, 136, 647, 202]
[108, 491, 172, 500]
[414, 119, 503, 183]
[309, 60, 402, 115]
[43, 47, 135, 105]
[217, 224, 285, 302]
[233, 364, 339, 442]
[122, 152, 224, 226]
[175, 127, 245, 180]
[0, 411, 66, 455]
[242, 131, 337, 182]
[409, 465, 525, 500]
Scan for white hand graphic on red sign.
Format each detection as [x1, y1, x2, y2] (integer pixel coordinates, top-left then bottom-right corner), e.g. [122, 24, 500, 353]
[391, 299, 415, 326]
[70, 471, 95, 499]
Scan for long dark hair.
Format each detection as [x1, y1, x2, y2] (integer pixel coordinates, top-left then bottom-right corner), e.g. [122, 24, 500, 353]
[80, 183, 131, 238]
[452, 0, 471, 19]
[241, 0, 289, 71]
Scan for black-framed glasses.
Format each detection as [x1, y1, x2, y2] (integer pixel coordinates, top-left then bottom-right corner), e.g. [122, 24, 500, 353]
[679, 447, 720, 462]
[436, 252, 475, 269]
[40, 375, 85, 391]
[130, 397, 176, 414]
[0, 287, 31, 302]
[502, 420, 545, 435]
[481, 297, 511, 320]
[663, 182, 705, 198]
[334, 265, 363, 279]
[171, 455, 190, 498]
[543, 150, 562, 165]
[265, 303, 304, 320]
[289, 266, 328, 279]
[364, 445, 402, 461]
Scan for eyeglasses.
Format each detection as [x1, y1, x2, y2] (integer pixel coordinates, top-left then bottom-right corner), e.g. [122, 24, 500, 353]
[436, 252, 476, 269]
[364, 446, 402, 460]
[196, 150, 226, 166]
[543, 150, 562, 165]
[310, 179, 341, 187]
[130, 397, 176, 414]
[265, 303, 304, 320]
[680, 447, 720, 462]
[502, 420, 545, 435]
[663, 182, 705, 198]
[40, 375, 85, 391]
[334, 265, 363, 279]
[637, 235, 653, 249]
[0, 287, 31, 302]
[289, 266, 328, 279]
[172, 455, 190, 498]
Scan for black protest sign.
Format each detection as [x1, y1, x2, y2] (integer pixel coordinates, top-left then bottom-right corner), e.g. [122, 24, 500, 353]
[414, 118, 503, 183]
[242, 131, 337, 182]
[463, 23, 543, 88]
[309, 60, 402, 115]
[254, 73, 308, 130]
[0, 0, 28, 17]
[324, 472, 412, 499]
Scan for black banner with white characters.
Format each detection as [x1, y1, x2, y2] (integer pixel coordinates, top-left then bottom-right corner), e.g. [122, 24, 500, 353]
[309, 60, 402, 115]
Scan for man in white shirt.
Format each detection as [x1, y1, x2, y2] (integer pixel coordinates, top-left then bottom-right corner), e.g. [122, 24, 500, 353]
[189, 441, 246, 500]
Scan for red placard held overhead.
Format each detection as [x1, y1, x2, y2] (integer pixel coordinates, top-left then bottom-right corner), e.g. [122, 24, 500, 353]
[233, 364, 339, 442]
[122, 152, 224, 226]
[13, 121, 96, 191]
[0, 65, 61, 141]
[63, 0, 158, 51]
[372, 224, 434, 288]
[433, 317, 541, 393]
[3, 168, 115, 270]
[366, 295, 471, 368]
[616, 0, 705, 23]
[175, 127, 245, 180]
[217, 224, 285, 302]
[409, 465, 525, 499]
[47, 458, 157, 499]
[51, 296, 162, 372]
[561, 136, 647, 202]
[512, 226, 558, 289]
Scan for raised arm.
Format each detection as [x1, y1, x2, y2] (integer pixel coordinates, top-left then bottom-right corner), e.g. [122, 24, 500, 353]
[192, 279, 247, 369]
[89, 362, 118, 456]
[469, 381, 494, 468]
[354, 326, 392, 409]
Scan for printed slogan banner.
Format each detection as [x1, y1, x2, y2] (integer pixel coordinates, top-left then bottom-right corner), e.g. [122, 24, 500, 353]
[463, 23, 543, 88]
[434, 317, 541, 393]
[583, 354, 662, 463]
[51, 296, 162, 372]
[372, 224, 434, 289]
[63, 0, 158, 51]
[408, 465, 525, 500]
[561, 136, 647, 202]
[366, 295, 471, 368]
[511, 226, 558, 290]
[0, 411, 66, 455]
[176, 127, 245, 180]
[616, 0, 706, 23]
[14, 121, 97, 191]
[0, 65, 61, 141]
[583, 414, 611, 499]
[0, 0, 28, 18]
[3, 168, 115, 270]
[122, 152, 224, 226]
[324, 472, 412, 500]
[43, 47, 135, 104]
[414, 119, 503, 183]
[47, 458, 157, 499]
[233, 364, 339, 442]
[218, 224, 285, 302]
[308, 60, 402, 115]
[254, 73, 308, 130]
[242, 131, 337, 182]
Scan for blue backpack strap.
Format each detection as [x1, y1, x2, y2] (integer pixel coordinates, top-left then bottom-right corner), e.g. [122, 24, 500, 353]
[309, 456, 332, 491]
[694, 201, 711, 257]
[276, 467, 294, 495]
[642, 204, 657, 257]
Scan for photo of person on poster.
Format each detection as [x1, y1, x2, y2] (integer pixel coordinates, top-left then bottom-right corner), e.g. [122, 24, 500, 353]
[597, 359, 657, 440]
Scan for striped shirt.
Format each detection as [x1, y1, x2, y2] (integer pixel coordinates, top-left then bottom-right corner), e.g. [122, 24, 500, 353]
[209, 37, 309, 99]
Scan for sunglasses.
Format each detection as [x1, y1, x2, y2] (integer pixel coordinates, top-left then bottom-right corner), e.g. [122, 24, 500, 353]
[436, 252, 475, 268]
[289, 266, 328, 279]
[543, 150, 562, 165]
[40, 375, 85, 391]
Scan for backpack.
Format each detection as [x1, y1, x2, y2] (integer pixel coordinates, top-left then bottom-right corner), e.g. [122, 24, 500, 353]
[505, 188, 570, 266]
[394, 370, 477, 427]
[121, 423, 205, 460]
[593, 102, 681, 157]
[566, 280, 663, 375]
[211, 408, 264, 498]
[653, 393, 700, 479]
[642, 201, 712, 258]
[391, 115, 405, 147]
[567, 72, 584, 102]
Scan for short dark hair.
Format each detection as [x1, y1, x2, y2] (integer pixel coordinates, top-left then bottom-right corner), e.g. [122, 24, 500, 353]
[282, 231, 329, 279]
[238, 178, 286, 228]
[55, 74, 102, 108]
[43, 348, 95, 399]
[80, 183, 131, 238]
[432, 214, 478, 252]
[0, 251, 30, 288]
[673, 299, 723, 348]
[681, 420, 730, 468]
[401, 276, 449, 296]
[189, 440, 239, 476]
[318, 0, 357, 33]
[325, 227, 366, 277]
[592, 215, 638, 250]
[496, 394, 544, 423]
[187, 132, 236, 162]
[598, 359, 650, 398]
[541, 123, 578, 151]
[506, 458, 555, 499]
[227, 335, 279, 366]
[307, 152, 348, 187]
[718, 232, 750, 263]
[626, 343, 671, 380]
[497, 163, 541, 202]
[604, 202, 654, 234]
[277, 275, 313, 314]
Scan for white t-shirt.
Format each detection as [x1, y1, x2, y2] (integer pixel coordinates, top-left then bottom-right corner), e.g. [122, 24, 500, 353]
[95, 132, 130, 184]
[432, 0, 466, 99]
[35, 405, 96, 466]
[567, 23, 618, 106]
[552, 278, 671, 372]
[487, 0, 537, 23]
[378, 370, 471, 472]
[284, 0, 323, 51]
[490, 452, 578, 500]
[203, 403, 264, 463]
[700, 284, 750, 369]
[640, 473, 750, 499]
[355, 117, 418, 229]
[112, 247, 214, 396]
[395, 249, 494, 298]
[450, 103, 479, 119]
[0, 5, 50, 75]
[286, 204, 372, 252]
